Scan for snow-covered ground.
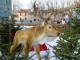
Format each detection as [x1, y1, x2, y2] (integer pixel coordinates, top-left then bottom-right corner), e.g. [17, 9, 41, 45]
[28, 37, 60, 60]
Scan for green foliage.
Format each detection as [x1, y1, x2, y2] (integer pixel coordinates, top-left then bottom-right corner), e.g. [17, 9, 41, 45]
[0, 20, 27, 59]
[0, 20, 21, 43]
[0, 43, 31, 60]
[71, 18, 80, 34]
[52, 28, 80, 60]
[0, 20, 36, 60]
[0, 43, 12, 60]
[74, 2, 80, 14]
[72, 1, 80, 34]
[52, 2, 80, 60]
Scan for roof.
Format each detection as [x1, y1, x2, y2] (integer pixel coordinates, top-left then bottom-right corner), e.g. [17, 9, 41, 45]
[19, 9, 29, 13]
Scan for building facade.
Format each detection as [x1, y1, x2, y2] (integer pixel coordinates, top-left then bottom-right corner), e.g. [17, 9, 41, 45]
[13, 9, 40, 25]
[0, 0, 12, 22]
[14, 9, 36, 22]
[19, 9, 29, 22]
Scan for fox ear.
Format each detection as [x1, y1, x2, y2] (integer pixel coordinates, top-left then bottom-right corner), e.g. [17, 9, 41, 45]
[41, 22, 46, 27]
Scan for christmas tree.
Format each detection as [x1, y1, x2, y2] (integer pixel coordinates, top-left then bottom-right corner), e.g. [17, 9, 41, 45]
[52, 1, 80, 60]
[53, 28, 80, 60]
[0, 20, 32, 60]
[71, 18, 80, 34]
[0, 19, 20, 43]
[71, 1, 80, 34]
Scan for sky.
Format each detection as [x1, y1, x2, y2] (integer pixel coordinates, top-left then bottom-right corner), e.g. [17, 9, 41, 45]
[12, 0, 75, 9]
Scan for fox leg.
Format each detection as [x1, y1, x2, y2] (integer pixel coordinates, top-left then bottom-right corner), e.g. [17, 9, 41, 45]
[23, 43, 32, 57]
[10, 37, 18, 54]
[33, 44, 41, 60]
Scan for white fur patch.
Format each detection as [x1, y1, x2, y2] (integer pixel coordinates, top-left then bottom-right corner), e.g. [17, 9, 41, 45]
[32, 33, 47, 45]
[39, 37, 47, 44]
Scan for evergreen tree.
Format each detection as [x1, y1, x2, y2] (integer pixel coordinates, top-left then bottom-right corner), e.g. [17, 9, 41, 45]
[53, 28, 80, 60]
[0, 20, 31, 60]
[0, 19, 20, 43]
[71, 2, 80, 34]
[71, 18, 80, 34]
[74, 2, 80, 14]
[52, 2, 80, 60]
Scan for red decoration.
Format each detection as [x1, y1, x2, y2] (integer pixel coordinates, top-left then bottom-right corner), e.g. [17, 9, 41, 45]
[31, 44, 49, 51]
[10, 33, 15, 38]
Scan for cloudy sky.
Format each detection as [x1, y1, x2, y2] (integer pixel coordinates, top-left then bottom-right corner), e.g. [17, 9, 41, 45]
[12, 0, 75, 9]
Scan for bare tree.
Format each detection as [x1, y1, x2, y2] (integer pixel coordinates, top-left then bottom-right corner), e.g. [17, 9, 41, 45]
[32, 0, 59, 23]
[12, 0, 22, 14]
[29, 0, 74, 29]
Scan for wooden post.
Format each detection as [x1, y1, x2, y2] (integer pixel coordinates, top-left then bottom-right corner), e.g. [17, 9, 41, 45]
[9, 16, 12, 43]
[0, 35, 1, 43]
[9, 24, 11, 43]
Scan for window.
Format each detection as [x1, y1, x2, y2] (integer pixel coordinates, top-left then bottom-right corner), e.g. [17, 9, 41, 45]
[20, 13, 21, 16]
[6, 0, 8, 4]
[0, 0, 2, 13]
[20, 18, 22, 19]
[20, 18, 24, 22]
[0, 5, 2, 13]
[4, 6, 7, 13]
[8, 8, 9, 11]
[6, 0, 9, 5]
[4, 6, 7, 10]
[9, 0, 10, 5]
[25, 13, 27, 16]
[0, 0, 2, 4]
[20, 18, 22, 21]
[34, 19, 36, 21]
[4, 11, 6, 13]
[25, 17, 27, 20]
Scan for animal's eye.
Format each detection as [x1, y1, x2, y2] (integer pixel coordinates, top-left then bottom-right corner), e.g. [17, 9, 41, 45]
[49, 26, 51, 29]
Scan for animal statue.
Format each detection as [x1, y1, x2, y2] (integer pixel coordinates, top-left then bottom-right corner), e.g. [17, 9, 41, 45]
[9, 22, 59, 60]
